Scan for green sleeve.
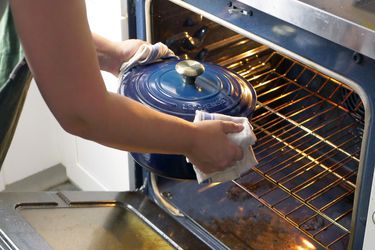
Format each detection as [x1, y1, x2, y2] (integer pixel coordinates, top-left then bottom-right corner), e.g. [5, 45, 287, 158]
[0, 3, 31, 169]
[0, 3, 24, 88]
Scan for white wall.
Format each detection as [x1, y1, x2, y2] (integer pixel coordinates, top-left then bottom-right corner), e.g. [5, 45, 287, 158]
[85, 0, 128, 41]
[0, 170, 5, 190]
[0, 0, 134, 191]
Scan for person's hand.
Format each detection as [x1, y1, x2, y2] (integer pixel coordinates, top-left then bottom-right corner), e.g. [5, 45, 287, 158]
[106, 39, 148, 75]
[114, 39, 148, 64]
[93, 33, 148, 76]
[186, 120, 244, 174]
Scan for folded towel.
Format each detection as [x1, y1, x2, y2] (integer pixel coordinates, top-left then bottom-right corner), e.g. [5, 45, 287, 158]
[189, 110, 258, 184]
[118, 42, 176, 89]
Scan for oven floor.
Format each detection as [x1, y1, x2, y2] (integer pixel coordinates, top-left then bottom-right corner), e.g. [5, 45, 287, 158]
[157, 178, 324, 250]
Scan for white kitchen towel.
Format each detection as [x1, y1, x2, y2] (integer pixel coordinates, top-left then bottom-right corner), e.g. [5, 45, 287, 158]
[189, 110, 258, 184]
[118, 42, 177, 92]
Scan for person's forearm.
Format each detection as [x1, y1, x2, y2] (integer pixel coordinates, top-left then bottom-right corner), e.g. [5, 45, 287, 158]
[72, 91, 195, 155]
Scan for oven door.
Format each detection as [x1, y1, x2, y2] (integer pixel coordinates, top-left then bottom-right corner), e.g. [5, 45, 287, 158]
[0, 191, 210, 250]
[129, 0, 375, 249]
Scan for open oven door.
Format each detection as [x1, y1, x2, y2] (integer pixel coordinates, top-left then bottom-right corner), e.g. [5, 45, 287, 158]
[0, 191, 211, 250]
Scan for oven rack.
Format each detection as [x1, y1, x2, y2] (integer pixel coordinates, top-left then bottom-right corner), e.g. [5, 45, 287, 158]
[220, 50, 364, 249]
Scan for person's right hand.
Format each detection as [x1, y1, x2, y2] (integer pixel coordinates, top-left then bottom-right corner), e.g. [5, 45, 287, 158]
[186, 120, 245, 174]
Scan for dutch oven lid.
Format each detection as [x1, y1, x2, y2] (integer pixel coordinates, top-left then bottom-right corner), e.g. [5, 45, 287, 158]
[121, 58, 256, 121]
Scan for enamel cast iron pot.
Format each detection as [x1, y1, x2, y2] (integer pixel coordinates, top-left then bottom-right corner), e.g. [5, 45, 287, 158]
[120, 58, 256, 179]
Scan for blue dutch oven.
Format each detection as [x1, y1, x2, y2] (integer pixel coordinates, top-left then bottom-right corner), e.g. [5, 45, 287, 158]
[120, 58, 256, 179]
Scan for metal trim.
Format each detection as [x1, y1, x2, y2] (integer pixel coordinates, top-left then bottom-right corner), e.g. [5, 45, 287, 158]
[0, 229, 19, 250]
[237, 0, 375, 61]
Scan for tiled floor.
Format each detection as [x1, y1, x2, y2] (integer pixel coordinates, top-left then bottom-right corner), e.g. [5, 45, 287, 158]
[46, 180, 80, 191]
[3, 164, 80, 192]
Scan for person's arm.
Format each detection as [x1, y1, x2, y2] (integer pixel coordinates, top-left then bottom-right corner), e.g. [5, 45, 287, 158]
[10, 0, 244, 173]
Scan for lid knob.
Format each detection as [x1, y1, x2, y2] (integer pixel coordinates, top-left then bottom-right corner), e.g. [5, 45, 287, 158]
[175, 60, 205, 85]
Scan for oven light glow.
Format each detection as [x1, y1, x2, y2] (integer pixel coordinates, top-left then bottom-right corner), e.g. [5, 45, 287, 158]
[197, 182, 221, 193]
[238, 206, 244, 216]
[295, 238, 316, 250]
[228, 62, 243, 69]
[272, 25, 296, 37]
[302, 238, 316, 249]
[238, 40, 247, 46]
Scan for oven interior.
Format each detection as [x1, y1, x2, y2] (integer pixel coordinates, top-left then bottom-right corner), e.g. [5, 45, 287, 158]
[147, 1, 365, 250]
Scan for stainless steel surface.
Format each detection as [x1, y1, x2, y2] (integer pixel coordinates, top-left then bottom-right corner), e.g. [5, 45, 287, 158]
[237, 0, 375, 60]
[150, 173, 184, 217]
[0, 229, 19, 250]
[0, 192, 211, 250]
[175, 60, 205, 85]
[19, 206, 172, 250]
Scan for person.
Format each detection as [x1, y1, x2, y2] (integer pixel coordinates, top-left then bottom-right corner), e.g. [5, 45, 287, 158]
[0, 0, 244, 175]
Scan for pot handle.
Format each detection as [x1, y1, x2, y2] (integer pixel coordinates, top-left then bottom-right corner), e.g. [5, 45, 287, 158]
[175, 60, 205, 85]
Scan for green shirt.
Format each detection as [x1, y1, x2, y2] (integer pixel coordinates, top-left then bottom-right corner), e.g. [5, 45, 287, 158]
[0, 2, 6, 21]
[0, 1, 31, 168]
[0, 1, 24, 88]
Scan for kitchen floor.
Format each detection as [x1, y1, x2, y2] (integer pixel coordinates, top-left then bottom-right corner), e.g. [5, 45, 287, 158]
[3, 164, 80, 192]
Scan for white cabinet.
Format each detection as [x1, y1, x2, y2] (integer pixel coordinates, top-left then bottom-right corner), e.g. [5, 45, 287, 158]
[65, 0, 134, 191]
[1, 80, 64, 186]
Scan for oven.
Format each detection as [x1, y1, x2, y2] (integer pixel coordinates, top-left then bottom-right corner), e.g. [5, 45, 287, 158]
[128, 0, 375, 249]
[0, 1, 374, 249]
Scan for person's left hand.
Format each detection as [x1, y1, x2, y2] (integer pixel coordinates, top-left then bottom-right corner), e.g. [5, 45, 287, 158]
[114, 39, 148, 63]
[93, 34, 148, 76]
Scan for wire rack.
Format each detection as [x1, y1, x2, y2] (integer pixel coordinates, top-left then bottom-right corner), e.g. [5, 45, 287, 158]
[217, 49, 364, 249]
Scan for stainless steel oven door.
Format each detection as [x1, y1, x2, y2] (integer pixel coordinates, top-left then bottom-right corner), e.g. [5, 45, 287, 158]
[0, 191, 210, 250]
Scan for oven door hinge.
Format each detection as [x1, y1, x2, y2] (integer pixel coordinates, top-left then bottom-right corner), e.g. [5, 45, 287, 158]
[227, 1, 253, 16]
